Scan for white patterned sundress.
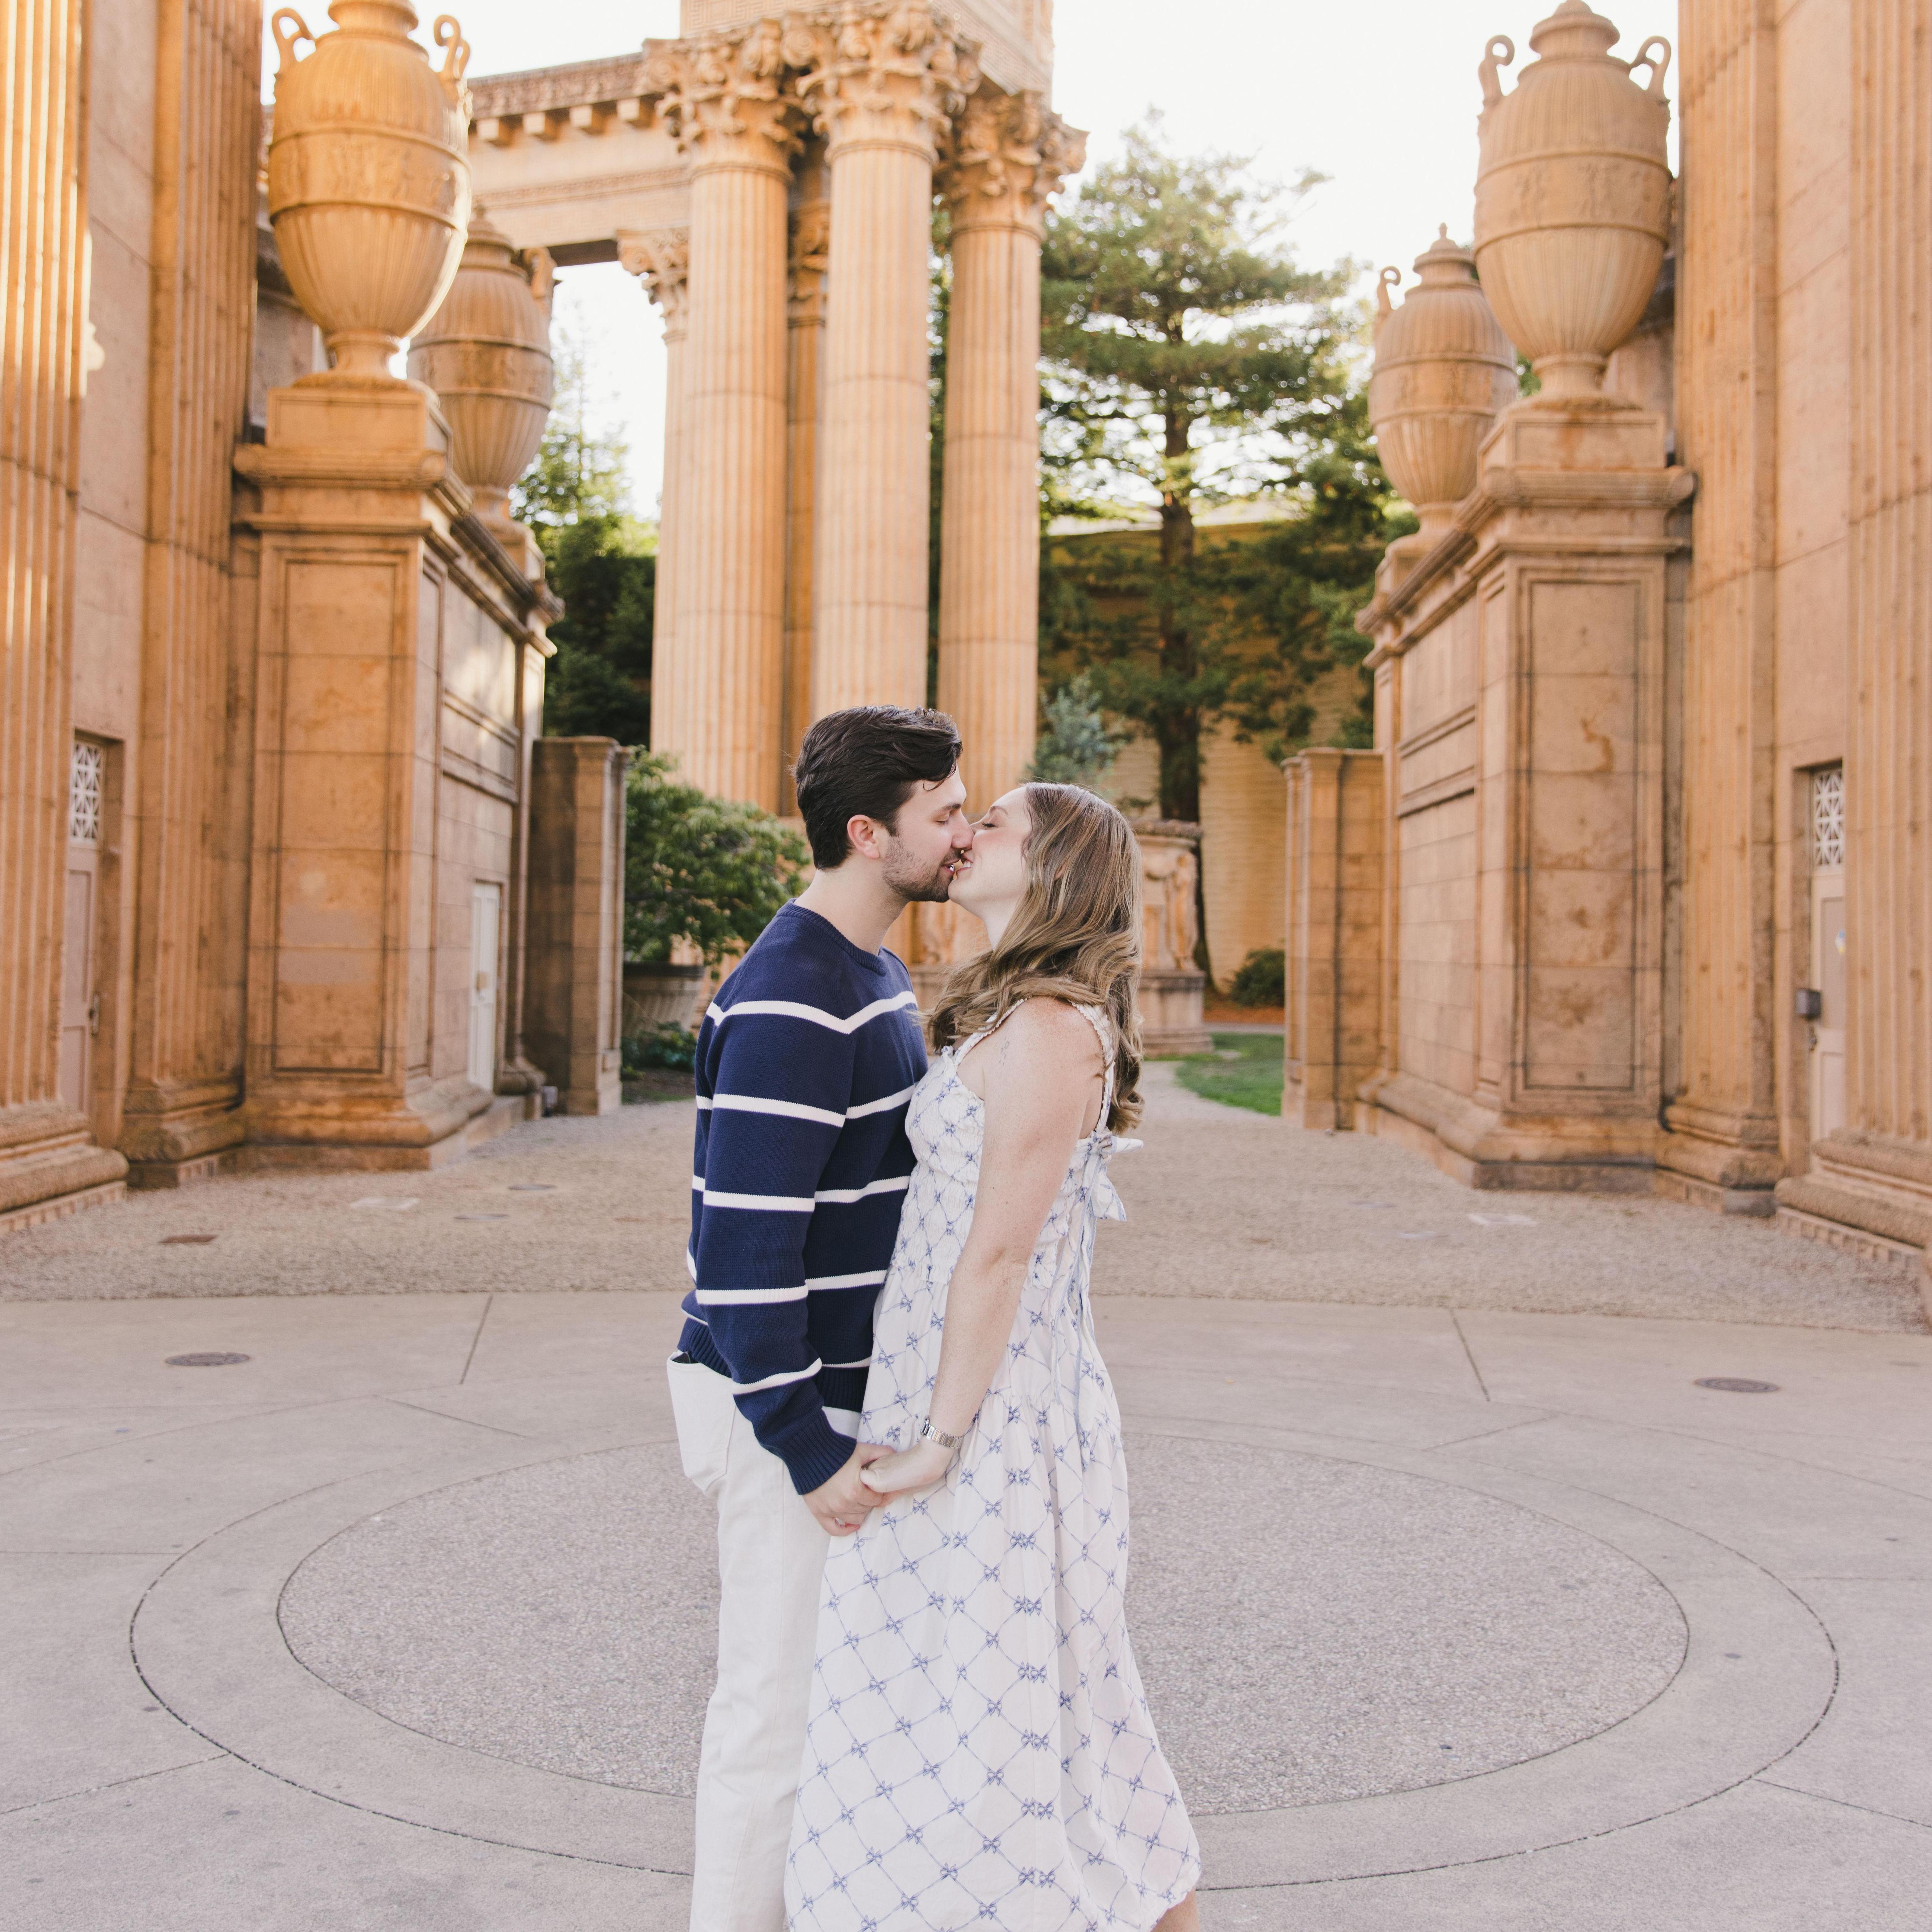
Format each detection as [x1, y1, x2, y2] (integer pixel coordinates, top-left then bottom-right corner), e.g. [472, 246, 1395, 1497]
[786, 1002, 1200, 1931]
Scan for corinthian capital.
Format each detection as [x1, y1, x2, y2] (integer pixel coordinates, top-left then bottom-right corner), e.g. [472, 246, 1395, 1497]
[618, 227, 690, 329]
[642, 19, 803, 171]
[786, 2, 980, 163]
[940, 88, 1087, 234]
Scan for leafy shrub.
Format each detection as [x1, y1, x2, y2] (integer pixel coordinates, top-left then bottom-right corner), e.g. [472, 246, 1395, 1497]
[625, 753, 809, 967]
[622, 1022, 697, 1078]
[1228, 946, 1286, 1007]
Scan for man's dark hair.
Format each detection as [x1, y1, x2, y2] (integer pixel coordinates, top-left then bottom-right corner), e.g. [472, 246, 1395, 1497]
[793, 706, 962, 870]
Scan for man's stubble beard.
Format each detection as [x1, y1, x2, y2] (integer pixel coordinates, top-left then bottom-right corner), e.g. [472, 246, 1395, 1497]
[880, 841, 957, 906]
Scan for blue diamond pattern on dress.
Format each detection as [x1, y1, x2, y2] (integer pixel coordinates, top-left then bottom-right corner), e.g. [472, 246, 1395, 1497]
[786, 1005, 1200, 1931]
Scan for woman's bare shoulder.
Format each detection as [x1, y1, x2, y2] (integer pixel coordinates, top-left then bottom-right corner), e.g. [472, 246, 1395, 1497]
[985, 998, 1106, 1069]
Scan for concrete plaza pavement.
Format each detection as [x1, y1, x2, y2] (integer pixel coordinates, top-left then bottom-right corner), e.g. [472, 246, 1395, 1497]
[3, 1074, 1930, 1929]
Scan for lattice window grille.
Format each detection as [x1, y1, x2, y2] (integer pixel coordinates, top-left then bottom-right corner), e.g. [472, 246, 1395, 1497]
[1811, 765, 1844, 870]
[69, 740, 103, 846]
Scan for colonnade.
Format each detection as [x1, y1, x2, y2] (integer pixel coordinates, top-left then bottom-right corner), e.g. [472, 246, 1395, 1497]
[625, 5, 1082, 815]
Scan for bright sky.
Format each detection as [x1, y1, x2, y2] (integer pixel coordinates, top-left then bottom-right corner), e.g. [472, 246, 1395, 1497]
[299, 1, 1678, 513]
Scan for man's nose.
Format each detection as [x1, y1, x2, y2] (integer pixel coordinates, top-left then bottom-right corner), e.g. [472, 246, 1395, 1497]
[952, 816, 976, 846]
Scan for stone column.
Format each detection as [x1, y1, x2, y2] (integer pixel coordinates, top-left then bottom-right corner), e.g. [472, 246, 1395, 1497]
[782, 171, 830, 812]
[1283, 749, 1385, 1131]
[617, 227, 689, 765]
[792, 4, 977, 715]
[526, 738, 629, 1116]
[644, 23, 799, 808]
[121, 0, 263, 1187]
[1659, 3, 1783, 1205]
[936, 92, 1083, 807]
[0, 0, 130, 1227]
[1776, 0, 1932, 1275]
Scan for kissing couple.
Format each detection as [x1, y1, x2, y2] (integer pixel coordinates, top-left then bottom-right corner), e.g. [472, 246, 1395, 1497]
[666, 705, 1201, 1931]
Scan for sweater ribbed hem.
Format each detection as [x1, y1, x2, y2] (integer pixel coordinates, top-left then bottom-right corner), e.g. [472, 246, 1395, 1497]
[678, 1323, 860, 1495]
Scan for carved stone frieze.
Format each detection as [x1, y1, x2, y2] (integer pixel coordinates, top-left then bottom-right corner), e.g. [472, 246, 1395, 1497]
[617, 226, 690, 327]
[643, 18, 803, 170]
[784, 2, 980, 162]
[938, 84, 1084, 232]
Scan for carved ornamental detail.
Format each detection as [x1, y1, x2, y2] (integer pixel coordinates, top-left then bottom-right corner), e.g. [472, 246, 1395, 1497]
[783, 2, 980, 163]
[618, 227, 690, 329]
[939, 86, 1085, 233]
[642, 19, 803, 169]
[787, 200, 832, 324]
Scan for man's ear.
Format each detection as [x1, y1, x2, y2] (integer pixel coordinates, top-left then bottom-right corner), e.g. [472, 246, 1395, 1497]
[845, 813, 888, 862]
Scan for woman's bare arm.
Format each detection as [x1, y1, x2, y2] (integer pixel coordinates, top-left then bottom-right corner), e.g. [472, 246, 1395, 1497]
[862, 1001, 1103, 1495]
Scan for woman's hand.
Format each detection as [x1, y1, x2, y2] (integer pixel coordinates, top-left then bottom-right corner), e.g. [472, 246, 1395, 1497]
[859, 1439, 955, 1496]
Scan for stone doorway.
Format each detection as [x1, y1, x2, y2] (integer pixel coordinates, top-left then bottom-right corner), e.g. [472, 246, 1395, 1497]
[59, 738, 106, 1124]
[469, 882, 503, 1095]
[1808, 766, 1846, 1144]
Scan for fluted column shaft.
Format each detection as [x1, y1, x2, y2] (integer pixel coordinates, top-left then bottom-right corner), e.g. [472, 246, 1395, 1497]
[937, 96, 1083, 807]
[643, 28, 797, 807]
[783, 178, 829, 812]
[795, 11, 975, 718]
[620, 229, 690, 771]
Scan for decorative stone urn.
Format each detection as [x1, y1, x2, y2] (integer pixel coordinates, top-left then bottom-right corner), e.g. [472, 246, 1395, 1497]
[1473, 2, 1671, 399]
[407, 210, 555, 532]
[267, 2, 473, 381]
[1368, 227, 1519, 538]
[1130, 820, 1212, 1056]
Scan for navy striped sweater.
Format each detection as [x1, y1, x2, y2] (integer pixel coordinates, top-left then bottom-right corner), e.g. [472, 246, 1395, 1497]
[677, 901, 927, 1495]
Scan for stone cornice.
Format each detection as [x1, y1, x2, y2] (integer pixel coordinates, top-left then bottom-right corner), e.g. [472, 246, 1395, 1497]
[1360, 461, 1696, 662]
[468, 54, 653, 120]
[938, 85, 1085, 233]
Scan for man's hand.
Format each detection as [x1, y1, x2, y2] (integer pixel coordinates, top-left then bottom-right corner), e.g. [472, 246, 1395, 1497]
[803, 1441, 893, 1536]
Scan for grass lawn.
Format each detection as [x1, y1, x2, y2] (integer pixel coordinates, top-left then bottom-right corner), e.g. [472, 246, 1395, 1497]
[1172, 1031, 1284, 1116]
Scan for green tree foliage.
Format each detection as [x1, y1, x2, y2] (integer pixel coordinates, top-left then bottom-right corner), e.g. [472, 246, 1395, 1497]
[1027, 674, 1125, 789]
[1039, 116, 1411, 816]
[512, 310, 656, 744]
[624, 753, 809, 966]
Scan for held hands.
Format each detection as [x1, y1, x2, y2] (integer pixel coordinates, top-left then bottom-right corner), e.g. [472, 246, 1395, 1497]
[804, 1441, 894, 1537]
[859, 1438, 955, 1497]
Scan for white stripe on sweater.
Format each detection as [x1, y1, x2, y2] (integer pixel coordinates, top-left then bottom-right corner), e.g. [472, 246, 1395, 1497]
[729, 1359, 823, 1394]
[700, 1092, 846, 1127]
[804, 1268, 887, 1290]
[706, 990, 918, 1035]
[812, 1175, 910, 1204]
[695, 1285, 808, 1305]
[692, 1181, 816, 1211]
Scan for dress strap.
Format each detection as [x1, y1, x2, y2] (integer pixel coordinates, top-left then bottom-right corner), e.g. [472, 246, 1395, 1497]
[1072, 1003, 1115, 1120]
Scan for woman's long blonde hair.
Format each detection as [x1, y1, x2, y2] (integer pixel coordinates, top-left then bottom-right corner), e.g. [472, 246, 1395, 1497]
[929, 783, 1144, 1132]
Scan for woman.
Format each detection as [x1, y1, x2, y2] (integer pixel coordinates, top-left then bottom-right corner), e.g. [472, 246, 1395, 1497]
[786, 784, 1201, 1932]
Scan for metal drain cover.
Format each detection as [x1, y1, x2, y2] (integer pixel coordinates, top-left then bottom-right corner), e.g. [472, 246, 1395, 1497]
[160, 1234, 217, 1246]
[166, 1352, 251, 1368]
[1694, 1377, 1779, 1394]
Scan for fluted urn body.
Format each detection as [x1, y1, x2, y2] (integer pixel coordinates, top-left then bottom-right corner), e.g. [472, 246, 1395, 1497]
[408, 213, 555, 528]
[1368, 228, 1519, 536]
[1473, 1, 1671, 398]
[267, 2, 473, 380]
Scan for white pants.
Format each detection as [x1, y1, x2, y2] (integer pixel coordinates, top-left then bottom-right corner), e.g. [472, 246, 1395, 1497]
[668, 1355, 855, 1932]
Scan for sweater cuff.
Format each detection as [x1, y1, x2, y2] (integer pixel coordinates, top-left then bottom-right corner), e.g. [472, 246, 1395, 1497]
[769, 1404, 857, 1497]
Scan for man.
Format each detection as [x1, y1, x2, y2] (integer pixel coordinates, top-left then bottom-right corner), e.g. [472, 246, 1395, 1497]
[667, 705, 973, 1932]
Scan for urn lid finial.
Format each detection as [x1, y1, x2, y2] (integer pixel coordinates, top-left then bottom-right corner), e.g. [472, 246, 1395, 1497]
[1413, 224, 1479, 286]
[1527, 1, 1621, 61]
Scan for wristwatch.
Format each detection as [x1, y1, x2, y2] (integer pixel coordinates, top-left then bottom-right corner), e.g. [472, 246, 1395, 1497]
[918, 1419, 963, 1450]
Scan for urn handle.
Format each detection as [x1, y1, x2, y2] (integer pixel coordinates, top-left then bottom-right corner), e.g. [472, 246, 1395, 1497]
[433, 15, 472, 101]
[524, 244, 556, 310]
[1479, 35, 1515, 109]
[270, 8, 313, 78]
[1374, 265, 1401, 343]
[1629, 35, 1672, 100]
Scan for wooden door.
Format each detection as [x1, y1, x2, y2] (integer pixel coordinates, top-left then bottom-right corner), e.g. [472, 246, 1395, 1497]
[1809, 768, 1846, 1143]
[59, 739, 105, 1117]
[468, 882, 501, 1094]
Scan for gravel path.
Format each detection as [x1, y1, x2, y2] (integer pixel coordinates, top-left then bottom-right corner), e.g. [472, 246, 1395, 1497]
[1, 1070, 1923, 1331]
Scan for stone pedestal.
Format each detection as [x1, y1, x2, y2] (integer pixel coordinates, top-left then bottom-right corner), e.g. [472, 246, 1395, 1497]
[526, 739, 628, 1116]
[1285, 749, 1386, 1131]
[1132, 820, 1211, 1055]
[1359, 400, 1691, 1189]
[234, 380, 554, 1169]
